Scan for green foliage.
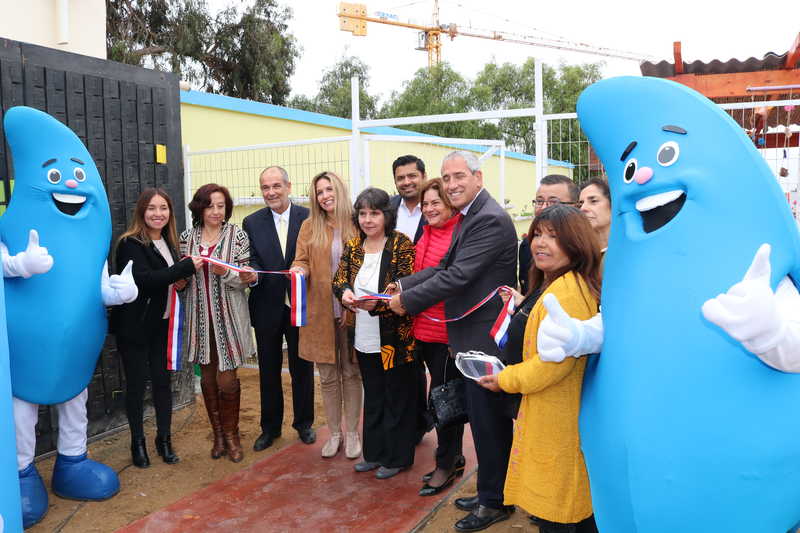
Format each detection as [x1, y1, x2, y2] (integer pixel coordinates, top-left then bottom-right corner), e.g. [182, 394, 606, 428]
[288, 56, 379, 119]
[106, 0, 299, 105]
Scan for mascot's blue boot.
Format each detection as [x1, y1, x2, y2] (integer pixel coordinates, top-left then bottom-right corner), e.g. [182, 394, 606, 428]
[19, 463, 48, 528]
[51, 452, 119, 501]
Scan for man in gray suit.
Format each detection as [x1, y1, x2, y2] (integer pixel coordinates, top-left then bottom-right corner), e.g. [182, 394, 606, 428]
[389, 150, 517, 532]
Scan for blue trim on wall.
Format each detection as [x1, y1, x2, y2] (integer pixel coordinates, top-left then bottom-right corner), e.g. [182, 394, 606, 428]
[180, 90, 574, 168]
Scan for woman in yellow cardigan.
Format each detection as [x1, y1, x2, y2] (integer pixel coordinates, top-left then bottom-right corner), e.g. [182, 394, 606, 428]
[479, 204, 602, 533]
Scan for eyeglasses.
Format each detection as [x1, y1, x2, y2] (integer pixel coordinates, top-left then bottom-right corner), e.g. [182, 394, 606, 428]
[533, 199, 576, 208]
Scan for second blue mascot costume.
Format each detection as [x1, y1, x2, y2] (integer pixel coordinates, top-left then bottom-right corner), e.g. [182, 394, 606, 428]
[568, 77, 800, 532]
[0, 106, 138, 529]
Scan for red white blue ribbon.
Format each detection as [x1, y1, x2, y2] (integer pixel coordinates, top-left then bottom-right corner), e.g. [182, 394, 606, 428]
[420, 285, 515, 348]
[489, 291, 515, 349]
[166, 285, 183, 371]
[198, 256, 307, 327]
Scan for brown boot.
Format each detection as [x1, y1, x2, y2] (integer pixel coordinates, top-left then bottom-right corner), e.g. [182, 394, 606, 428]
[220, 379, 244, 463]
[201, 380, 226, 459]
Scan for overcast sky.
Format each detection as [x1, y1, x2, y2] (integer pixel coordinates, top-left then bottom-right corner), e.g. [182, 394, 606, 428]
[211, 0, 800, 103]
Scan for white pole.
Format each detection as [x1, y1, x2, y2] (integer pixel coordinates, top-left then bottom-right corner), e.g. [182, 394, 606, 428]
[182, 144, 192, 232]
[500, 144, 506, 210]
[56, 0, 70, 45]
[350, 75, 361, 202]
[534, 58, 547, 187]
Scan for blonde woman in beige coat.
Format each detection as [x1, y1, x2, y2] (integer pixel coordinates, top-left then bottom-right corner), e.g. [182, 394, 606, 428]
[291, 171, 362, 459]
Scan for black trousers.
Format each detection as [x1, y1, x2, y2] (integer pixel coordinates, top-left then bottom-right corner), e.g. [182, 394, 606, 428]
[118, 320, 173, 439]
[357, 351, 418, 468]
[417, 340, 464, 470]
[254, 306, 314, 437]
[465, 377, 514, 509]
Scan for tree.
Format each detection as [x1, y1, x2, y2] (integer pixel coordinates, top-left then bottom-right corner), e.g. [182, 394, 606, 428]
[288, 56, 379, 119]
[106, 0, 299, 104]
[379, 63, 498, 140]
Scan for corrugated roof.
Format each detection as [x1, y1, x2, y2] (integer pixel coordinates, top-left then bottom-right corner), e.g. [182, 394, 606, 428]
[641, 51, 795, 77]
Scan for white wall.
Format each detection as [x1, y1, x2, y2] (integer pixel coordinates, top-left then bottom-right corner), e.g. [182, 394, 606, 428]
[0, 0, 106, 59]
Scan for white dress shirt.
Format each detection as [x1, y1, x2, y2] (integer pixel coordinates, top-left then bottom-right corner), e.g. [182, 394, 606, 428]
[396, 199, 422, 241]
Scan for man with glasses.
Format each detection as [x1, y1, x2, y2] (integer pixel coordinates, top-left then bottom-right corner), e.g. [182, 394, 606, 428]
[519, 175, 579, 293]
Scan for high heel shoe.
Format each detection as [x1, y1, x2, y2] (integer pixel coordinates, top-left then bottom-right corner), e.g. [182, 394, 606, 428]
[155, 434, 180, 464]
[131, 437, 150, 468]
[419, 467, 460, 496]
[422, 454, 465, 482]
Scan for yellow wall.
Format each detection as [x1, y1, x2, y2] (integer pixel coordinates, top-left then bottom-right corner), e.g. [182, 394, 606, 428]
[0, 0, 106, 59]
[180, 100, 573, 237]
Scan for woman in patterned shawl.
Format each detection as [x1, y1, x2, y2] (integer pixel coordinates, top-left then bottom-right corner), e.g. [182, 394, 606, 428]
[181, 183, 256, 463]
[333, 187, 417, 480]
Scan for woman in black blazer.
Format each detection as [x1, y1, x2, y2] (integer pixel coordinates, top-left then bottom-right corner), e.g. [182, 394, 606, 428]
[111, 188, 201, 468]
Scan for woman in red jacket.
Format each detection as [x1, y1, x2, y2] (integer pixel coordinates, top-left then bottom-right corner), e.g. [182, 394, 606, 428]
[413, 178, 466, 496]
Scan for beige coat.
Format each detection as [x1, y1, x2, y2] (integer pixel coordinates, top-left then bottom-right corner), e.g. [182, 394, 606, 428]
[292, 220, 353, 364]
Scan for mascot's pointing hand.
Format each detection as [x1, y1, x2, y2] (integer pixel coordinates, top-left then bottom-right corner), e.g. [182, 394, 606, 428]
[702, 243, 784, 354]
[1, 229, 54, 279]
[101, 260, 138, 306]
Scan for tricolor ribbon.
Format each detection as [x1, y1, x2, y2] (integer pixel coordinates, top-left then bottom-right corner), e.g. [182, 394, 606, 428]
[419, 285, 515, 349]
[166, 285, 183, 371]
[489, 291, 515, 349]
[198, 256, 307, 327]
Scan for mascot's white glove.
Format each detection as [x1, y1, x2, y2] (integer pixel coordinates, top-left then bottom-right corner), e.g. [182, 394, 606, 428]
[702, 244, 783, 355]
[1, 229, 53, 278]
[537, 294, 604, 362]
[102, 260, 138, 306]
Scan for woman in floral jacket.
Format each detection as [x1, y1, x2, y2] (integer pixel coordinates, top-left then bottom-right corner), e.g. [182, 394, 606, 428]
[333, 187, 417, 480]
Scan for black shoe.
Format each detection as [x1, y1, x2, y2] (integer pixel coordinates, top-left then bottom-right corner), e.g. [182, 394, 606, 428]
[419, 468, 459, 496]
[298, 427, 316, 445]
[155, 434, 180, 464]
[253, 432, 276, 452]
[422, 455, 466, 482]
[454, 495, 479, 512]
[454, 505, 513, 532]
[131, 437, 150, 468]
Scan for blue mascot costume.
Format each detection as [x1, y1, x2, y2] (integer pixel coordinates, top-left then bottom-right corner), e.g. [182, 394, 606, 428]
[0, 277, 22, 533]
[1, 106, 138, 529]
[561, 77, 800, 532]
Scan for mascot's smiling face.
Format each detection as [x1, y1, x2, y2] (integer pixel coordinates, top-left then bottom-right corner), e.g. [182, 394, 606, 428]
[3, 107, 105, 223]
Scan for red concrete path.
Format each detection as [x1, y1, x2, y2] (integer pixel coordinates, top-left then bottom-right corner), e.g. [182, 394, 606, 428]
[117, 426, 476, 533]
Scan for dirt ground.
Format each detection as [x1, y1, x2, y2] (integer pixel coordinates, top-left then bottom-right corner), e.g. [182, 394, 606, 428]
[28, 368, 534, 533]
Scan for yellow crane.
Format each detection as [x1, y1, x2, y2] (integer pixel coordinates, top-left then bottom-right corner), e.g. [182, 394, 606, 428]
[338, 1, 653, 67]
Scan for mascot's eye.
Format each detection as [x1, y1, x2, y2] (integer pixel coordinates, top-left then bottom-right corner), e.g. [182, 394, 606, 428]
[73, 168, 86, 182]
[623, 158, 638, 183]
[47, 168, 61, 184]
[657, 141, 680, 167]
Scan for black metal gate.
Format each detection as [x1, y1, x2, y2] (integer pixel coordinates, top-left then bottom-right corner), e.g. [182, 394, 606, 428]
[0, 38, 194, 455]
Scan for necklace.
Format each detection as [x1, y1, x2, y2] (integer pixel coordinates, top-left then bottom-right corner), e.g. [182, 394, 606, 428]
[363, 236, 386, 254]
[201, 226, 222, 247]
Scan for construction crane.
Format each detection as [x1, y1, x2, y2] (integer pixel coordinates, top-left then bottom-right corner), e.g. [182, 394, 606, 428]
[338, 1, 654, 67]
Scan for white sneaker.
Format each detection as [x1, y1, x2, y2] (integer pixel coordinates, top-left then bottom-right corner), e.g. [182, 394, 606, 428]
[321, 433, 342, 458]
[345, 432, 362, 459]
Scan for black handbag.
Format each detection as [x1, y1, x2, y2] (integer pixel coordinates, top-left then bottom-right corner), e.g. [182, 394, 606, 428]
[428, 360, 468, 430]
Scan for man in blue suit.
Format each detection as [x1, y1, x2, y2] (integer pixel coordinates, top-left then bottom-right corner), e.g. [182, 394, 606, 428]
[243, 166, 315, 451]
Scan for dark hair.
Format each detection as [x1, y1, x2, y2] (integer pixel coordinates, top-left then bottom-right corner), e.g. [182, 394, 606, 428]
[527, 204, 602, 301]
[419, 177, 455, 214]
[188, 183, 234, 227]
[392, 155, 426, 178]
[352, 187, 396, 237]
[540, 174, 579, 202]
[580, 178, 611, 203]
[117, 187, 179, 250]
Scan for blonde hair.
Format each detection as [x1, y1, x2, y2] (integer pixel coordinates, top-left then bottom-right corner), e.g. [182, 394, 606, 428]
[117, 188, 179, 250]
[308, 171, 356, 249]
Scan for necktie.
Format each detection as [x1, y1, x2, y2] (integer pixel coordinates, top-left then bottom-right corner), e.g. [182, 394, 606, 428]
[278, 216, 290, 306]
